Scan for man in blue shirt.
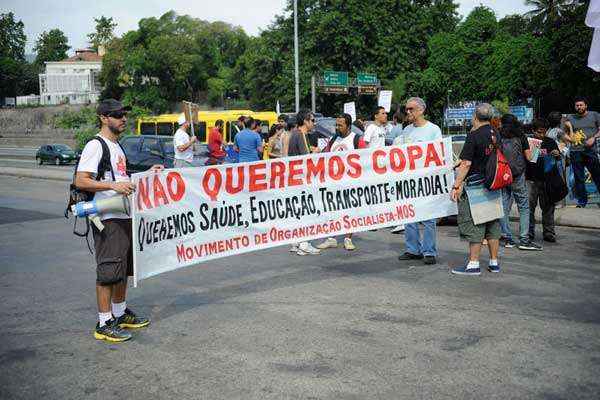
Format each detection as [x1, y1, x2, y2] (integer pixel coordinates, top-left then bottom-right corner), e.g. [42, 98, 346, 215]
[234, 117, 263, 163]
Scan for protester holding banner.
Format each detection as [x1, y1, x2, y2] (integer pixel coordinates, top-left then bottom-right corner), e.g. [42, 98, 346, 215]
[526, 119, 563, 243]
[234, 116, 263, 163]
[174, 114, 196, 168]
[288, 109, 321, 255]
[316, 113, 366, 252]
[75, 99, 159, 342]
[364, 106, 388, 148]
[396, 97, 441, 265]
[451, 103, 502, 276]
[564, 97, 600, 208]
[497, 114, 542, 251]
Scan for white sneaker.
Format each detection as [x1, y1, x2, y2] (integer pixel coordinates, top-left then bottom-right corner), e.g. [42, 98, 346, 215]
[344, 238, 356, 251]
[289, 244, 299, 252]
[316, 238, 337, 249]
[297, 241, 320, 255]
[391, 225, 405, 234]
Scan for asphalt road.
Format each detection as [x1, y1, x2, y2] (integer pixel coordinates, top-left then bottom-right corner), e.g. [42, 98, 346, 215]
[1, 176, 599, 400]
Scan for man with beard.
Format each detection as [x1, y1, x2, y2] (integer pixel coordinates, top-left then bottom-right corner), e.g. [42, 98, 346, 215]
[564, 97, 600, 207]
[75, 99, 163, 342]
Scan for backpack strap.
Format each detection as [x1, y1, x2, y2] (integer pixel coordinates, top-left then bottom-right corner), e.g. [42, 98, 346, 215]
[353, 133, 361, 149]
[94, 136, 115, 182]
[325, 134, 339, 152]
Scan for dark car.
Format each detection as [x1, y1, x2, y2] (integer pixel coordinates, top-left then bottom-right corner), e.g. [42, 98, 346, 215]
[119, 135, 176, 174]
[312, 117, 364, 150]
[119, 135, 235, 174]
[36, 144, 78, 165]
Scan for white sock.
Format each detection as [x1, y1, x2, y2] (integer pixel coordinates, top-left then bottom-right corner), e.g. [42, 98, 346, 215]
[98, 312, 113, 327]
[489, 259, 498, 266]
[467, 261, 479, 269]
[111, 301, 127, 318]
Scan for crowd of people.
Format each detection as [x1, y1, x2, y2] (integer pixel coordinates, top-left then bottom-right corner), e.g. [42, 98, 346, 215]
[76, 96, 600, 342]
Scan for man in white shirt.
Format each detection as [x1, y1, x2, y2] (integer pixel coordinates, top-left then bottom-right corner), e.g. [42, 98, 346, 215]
[75, 99, 163, 342]
[173, 113, 196, 168]
[363, 106, 388, 148]
[395, 97, 442, 265]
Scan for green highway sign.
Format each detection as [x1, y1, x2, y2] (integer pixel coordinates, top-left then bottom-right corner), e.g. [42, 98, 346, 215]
[357, 73, 378, 85]
[323, 71, 348, 86]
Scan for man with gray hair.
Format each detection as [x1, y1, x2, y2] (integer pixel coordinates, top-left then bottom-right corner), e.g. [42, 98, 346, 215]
[395, 97, 442, 265]
[450, 103, 502, 276]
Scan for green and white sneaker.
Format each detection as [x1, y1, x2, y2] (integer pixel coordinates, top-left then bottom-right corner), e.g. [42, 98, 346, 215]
[116, 308, 150, 329]
[94, 319, 132, 342]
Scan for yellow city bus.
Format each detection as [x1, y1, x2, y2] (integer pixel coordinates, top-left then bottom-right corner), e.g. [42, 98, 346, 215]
[136, 110, 278, 144]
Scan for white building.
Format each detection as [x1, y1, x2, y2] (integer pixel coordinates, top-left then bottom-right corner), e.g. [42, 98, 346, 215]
[38, 49, 103, 106]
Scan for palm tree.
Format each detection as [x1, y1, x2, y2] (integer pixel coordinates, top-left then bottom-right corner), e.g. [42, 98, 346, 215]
[524, 0, 576, 26]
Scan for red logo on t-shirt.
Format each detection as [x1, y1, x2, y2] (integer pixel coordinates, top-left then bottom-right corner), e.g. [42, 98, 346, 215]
[116, 155, 127, 176]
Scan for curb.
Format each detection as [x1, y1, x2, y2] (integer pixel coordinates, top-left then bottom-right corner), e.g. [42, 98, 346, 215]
[0, 168, 71, 182]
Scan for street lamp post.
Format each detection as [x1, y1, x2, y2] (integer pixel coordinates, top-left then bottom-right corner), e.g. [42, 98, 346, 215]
[446, 89, 452, 135]
[294, 0, 300, 113]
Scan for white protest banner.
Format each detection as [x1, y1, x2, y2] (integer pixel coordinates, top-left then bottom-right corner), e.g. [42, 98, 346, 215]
[528, 137, 542, 163]
[131, 138, 457, 285]
[378, 90, 393, 112]
[343, 102, 356, 122]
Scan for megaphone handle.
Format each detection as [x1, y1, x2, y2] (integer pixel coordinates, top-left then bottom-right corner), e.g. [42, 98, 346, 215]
[90, 215, 104, 232]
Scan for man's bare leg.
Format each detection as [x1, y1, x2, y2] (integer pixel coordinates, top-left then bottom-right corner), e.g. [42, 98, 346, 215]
[469, 242, 482, 262]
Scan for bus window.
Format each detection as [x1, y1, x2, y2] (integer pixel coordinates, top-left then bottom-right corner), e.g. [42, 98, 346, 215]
[225, 122, 231, 143]
[157, 122, 174, 135]
[192, 122, 207, 143]
[261, 121, 269, 135]
[228, 120, 241, 143]
[140, 123, 156, 135]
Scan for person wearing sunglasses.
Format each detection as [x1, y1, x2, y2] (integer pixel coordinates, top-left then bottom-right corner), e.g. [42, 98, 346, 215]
[75, 99, 163, 342]
[395, 97, 442, 265]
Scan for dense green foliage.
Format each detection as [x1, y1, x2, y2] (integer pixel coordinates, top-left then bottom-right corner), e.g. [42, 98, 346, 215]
[0, 12, 31, 97]
[33, 29, 70, 68]
[53, 107, 97, 129]
[87, 16, 117, 51]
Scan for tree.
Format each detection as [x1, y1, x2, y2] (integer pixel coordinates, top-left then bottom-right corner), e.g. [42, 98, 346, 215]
[34, 29, 70, 68]
[87, 16, 117, 51]
[499, 14, 532, 36]
[0, 12, 28, 97]
[525, 0, 576, 28]
[234, 0, 459, 115]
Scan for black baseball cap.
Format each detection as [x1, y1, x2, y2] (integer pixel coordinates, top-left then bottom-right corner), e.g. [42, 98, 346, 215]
[96, 99, 131, 116]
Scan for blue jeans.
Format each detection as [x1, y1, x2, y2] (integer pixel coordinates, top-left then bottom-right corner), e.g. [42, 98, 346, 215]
[405, 219, 437, 257]
[571, 149, 600, 207]
[499, 173, 530, 242]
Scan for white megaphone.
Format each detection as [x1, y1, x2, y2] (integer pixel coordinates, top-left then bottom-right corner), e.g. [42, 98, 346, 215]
[71, 195, 130, 231]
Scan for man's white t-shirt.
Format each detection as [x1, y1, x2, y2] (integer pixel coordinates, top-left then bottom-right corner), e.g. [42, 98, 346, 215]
[330, 132, 358, 152]
[393, 121, 442, 145]
[174, 128, 194, 162]
[363, 123, 387, 148]
[77, 135, 130, 220]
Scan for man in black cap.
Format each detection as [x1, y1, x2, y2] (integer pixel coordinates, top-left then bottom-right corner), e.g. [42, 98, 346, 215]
[75, 99, 162, 342]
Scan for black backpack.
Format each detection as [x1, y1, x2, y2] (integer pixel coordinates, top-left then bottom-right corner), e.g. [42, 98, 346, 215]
[500, 135, 527, 176]
[65, 136, 118, 250]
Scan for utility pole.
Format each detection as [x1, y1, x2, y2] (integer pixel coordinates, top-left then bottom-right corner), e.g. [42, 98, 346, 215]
[294, 0, 300, 113]
[311, 75, 316, 113]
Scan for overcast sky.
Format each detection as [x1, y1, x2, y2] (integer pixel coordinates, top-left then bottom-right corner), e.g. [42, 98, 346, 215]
[4, 0, 532, 53]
